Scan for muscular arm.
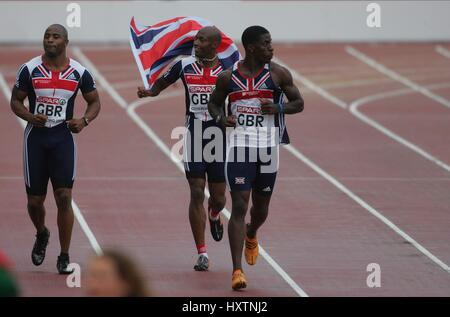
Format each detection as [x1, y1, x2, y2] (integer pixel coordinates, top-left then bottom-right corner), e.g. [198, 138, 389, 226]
[82, 89, 101, 122]
[10, 86, 47, 127]
[260, 62, 304, 115]
[66, 89, 101, 133]
[208, 70, 233, 127]
[137, 61, 182, 98]
[137, 76, 172, 98]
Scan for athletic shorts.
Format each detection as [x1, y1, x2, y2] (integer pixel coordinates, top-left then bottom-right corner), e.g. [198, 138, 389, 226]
[23, 122, 76, 196]
[225, 146, 279, 196]
[183, 116, 226, 183]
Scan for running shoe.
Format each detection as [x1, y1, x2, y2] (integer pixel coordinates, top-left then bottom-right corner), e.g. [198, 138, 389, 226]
[231, 269, 247, 291]
[31, 227, 50, 266]
[193, 254, 209, 271]
[57, 254, 74, 275]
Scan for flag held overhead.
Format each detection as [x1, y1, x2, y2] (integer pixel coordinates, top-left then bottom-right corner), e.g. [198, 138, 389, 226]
[130, 16, 241, 89]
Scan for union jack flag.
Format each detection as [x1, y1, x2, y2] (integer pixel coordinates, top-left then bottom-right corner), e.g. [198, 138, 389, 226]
[129, 16, 241, 89]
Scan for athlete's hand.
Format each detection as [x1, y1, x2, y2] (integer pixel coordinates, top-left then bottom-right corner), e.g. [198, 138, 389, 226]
[66, 118, 86, 133]
[225, 115, 236, 127]
[218, 115, 236, 128]
[30, 114, 47, 127]
[259, 98, 279, 115]
[137, 86, 157, 98]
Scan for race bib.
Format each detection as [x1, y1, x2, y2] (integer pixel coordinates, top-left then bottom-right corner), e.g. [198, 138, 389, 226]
[35, 96, 67, 127]
[188, 85, 213, 113]
[236, 105, 265, 127]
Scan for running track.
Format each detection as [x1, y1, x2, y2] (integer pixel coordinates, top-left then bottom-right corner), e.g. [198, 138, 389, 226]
[0, 43, 449, 296]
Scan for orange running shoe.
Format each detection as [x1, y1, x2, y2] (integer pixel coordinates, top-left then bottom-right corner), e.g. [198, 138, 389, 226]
[245, 225, 259, 265]
[231, 269, 247, 291]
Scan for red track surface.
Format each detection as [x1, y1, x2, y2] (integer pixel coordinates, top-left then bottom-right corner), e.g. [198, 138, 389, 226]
[1, 43, 449, 296]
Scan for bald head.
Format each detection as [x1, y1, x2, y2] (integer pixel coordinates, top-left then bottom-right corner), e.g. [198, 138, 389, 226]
[198, 26, 222, 46]
[43, 24, 69, 58]
[45, 24, 68, 41]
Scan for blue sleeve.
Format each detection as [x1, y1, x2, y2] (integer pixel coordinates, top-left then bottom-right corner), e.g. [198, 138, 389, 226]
[80, 69, 96, 94]
[162, 60, 182, 85]
[15, 64, 30, 92]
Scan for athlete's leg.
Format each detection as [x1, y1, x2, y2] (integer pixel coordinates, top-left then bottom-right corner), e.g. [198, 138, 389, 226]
[53, 188, 74, 254]
[27, 194, 47, 234]
[187, 177, 207, 248]
[25, 124, 49, 234]
[207, 181, 226, 242]
[25, 125, 51, 265]
[244, 146, 278, 265]
[243, 191, 271, 267]
[226, 146, 255, 272]
[46, 125, 76, 273]
[229, 190, 251, 271]
[207, 182, 226, 213]
[247, 191, 272, 239]
[28, 193, 50, 266]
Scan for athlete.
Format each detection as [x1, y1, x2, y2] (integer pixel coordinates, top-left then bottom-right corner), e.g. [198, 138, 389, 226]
[208, 26, 304, 290]
[10, 24, 101, 274]
[137, 26, 236, 271]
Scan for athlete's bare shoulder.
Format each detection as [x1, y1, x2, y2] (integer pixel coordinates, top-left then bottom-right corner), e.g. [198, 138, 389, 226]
[269, 61, 293, 87]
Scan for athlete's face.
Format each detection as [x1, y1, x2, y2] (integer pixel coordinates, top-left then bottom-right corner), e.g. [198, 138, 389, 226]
[193, 30, 216, 59]
[252, 33, 274, 63]
[43, 27, 68, 58]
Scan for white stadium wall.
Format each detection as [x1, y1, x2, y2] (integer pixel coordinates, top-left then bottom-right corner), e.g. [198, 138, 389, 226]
[0, 1, 449, 43]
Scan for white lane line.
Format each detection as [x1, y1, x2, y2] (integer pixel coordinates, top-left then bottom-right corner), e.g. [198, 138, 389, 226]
[272, 56, 348, 109]
[275, 55, 450, 174]
[72, 47, 127, 110]
[0, 72, 102, 255]
[436, 45, 450, 59]
[72, 46, 309, 297]
[260, 58, 450, 274]
[346, 46, 450, 109]
[283, 144, 450, 274]
[350, 84, 450, 173]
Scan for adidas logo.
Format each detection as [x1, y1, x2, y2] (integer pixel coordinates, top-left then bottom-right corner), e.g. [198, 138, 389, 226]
[67, 73, 77, 80]
[259, 83, 268, 89]
[261, 186, 271, 192]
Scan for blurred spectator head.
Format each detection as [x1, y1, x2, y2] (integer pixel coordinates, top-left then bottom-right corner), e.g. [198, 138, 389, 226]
[85, 249, 149, 297]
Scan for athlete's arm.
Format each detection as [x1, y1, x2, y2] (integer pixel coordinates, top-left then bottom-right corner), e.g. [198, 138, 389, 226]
[137, 76, 172, 98]
[11, 64, 47, 127]
[67, 89, 101, 133]
[208, 70, 235, 128]
[10, 86, 47, 127]
[260, 62, 304, 115]
[137, 60, 182, 98]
